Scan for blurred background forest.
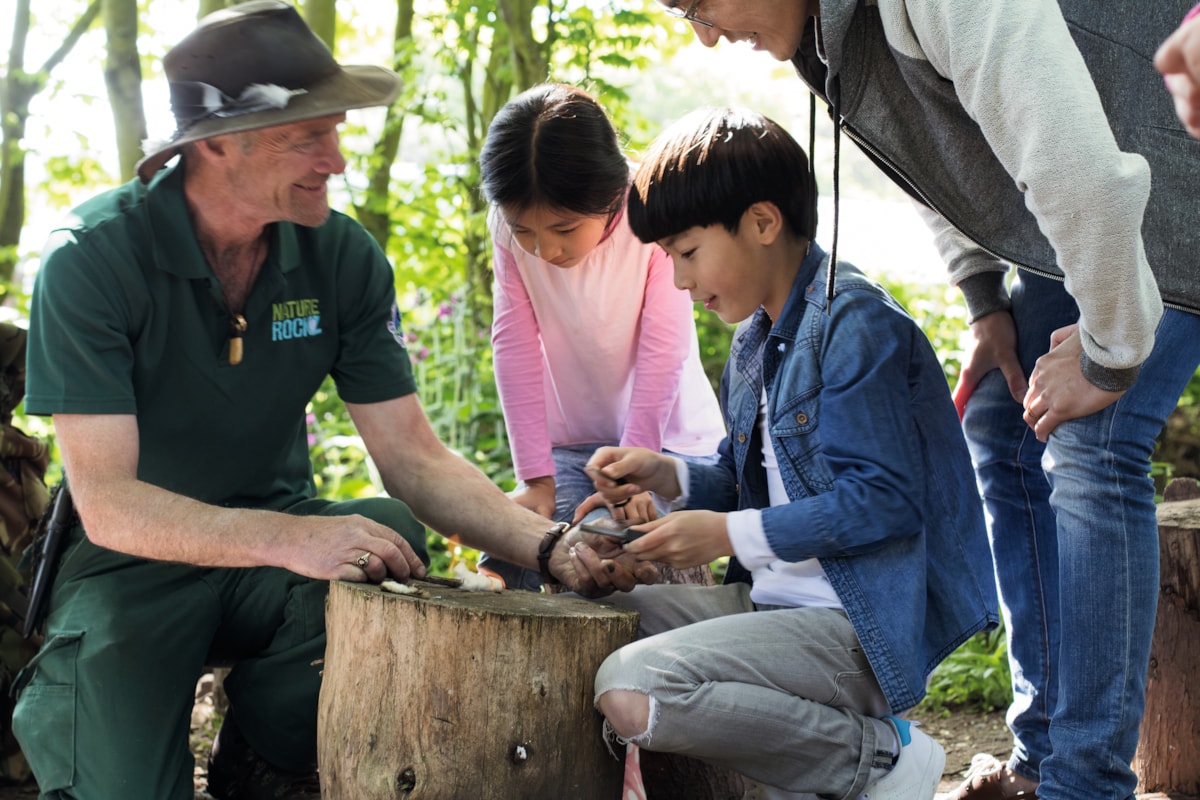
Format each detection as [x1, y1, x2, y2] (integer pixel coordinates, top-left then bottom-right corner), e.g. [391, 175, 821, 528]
[4, 0, 1200, 714]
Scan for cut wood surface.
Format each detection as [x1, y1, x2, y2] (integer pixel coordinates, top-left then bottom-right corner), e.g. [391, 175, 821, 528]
[318, 580, 639, 800]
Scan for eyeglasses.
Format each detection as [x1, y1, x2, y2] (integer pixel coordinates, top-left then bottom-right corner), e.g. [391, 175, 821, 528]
[665, 0, 714, 28]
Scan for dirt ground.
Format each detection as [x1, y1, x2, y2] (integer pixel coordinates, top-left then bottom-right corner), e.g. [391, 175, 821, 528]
[0, 682, 1014, 799]
[908, 705, 1014, 794]
[0, 695, 1186, 799]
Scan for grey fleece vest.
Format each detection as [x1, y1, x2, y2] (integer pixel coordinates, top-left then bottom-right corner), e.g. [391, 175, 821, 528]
[797, 0, 1200, 314]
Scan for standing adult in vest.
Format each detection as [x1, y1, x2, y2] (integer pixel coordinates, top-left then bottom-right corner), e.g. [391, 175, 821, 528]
[650, 1, 1200, 799]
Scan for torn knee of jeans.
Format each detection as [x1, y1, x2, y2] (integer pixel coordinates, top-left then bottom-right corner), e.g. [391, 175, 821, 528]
[598, 691, 657, 758]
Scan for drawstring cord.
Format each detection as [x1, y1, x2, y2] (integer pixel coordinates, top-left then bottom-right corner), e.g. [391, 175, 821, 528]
[809, 82, 841, 314]
[827, 82, 841, 313]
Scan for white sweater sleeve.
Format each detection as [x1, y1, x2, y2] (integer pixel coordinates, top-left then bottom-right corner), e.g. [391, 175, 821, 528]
[880, 0, 1162, 373]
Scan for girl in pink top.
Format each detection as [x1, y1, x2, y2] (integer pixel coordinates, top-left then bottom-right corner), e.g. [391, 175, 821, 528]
[477, 83, 725, 590]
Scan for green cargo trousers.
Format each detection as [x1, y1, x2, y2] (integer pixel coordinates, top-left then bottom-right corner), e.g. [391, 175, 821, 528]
[11, 496, 427, 800]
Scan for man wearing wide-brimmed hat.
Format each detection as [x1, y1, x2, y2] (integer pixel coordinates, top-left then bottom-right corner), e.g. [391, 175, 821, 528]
[12, 3, 651, 797]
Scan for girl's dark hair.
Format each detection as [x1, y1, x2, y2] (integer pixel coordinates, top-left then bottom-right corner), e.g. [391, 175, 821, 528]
[628, 107, 818, 244]
[479, 83, 629, 217]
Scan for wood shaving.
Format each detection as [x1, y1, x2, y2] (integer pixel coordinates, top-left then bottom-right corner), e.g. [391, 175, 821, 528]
[453, 564, 504, 592]
[380, 579, 428, 598]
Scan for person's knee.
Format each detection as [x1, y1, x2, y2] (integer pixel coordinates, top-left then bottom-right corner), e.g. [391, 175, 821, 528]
[598, 689, 650, 739]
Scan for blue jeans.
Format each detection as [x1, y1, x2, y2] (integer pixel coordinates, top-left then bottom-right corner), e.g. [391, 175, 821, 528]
[480, 445, 718, 591]
[962, 271, 1200, 800]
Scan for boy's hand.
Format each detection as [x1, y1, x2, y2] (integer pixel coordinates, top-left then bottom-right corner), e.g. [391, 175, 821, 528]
[621, 510, 733, 570]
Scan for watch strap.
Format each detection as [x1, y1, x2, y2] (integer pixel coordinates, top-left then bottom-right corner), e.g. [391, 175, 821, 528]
[537, 521, 571, 586]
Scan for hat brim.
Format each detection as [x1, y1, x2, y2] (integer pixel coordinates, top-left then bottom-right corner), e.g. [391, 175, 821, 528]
[135, 64, 401, 183]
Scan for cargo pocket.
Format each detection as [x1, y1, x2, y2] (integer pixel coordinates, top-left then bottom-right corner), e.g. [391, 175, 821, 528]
[11, 631, 83, 791]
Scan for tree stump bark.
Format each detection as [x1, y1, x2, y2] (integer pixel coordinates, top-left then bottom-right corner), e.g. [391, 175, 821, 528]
[318, 580, 639, 800]
[1134, 478, 1200, 796]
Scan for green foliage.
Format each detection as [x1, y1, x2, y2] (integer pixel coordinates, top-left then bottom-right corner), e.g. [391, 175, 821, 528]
[877, 277, 971, 388]
[917, 623, 1014, 715]
[20, 0, 1200, 702]
[693, 309, 734, 392]
[34, 153, 112, 213]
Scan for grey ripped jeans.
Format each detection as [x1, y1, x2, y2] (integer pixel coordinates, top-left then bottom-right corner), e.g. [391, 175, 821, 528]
[594, 583, 896, 800]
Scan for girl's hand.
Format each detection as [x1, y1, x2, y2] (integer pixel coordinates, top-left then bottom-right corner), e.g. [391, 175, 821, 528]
[510, 476, 556, 520]
[571, 491, 659, 524]
[1157, 12, 1200, 138]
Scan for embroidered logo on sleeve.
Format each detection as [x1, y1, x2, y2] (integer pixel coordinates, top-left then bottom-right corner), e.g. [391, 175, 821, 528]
[387, 302, 409, 352]
[272, 298, 323, 340]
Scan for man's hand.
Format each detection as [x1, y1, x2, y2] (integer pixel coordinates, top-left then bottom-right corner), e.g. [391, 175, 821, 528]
[547, 526, 659, 597]
[52, 412, 428, 583]
[510, 476, 556, 520]
[1022, 324, 1125, 442]
[283, 514, 428, 584]
[1157, 12, 1200, 138]
[953, 310, 1026, 419]
[620, 510, 732, 570]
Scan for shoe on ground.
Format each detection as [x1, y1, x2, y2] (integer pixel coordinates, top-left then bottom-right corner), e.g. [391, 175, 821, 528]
[206, 711, 321, 799]
[937, 753, 1038, 800]
[862, 716, 946, 800]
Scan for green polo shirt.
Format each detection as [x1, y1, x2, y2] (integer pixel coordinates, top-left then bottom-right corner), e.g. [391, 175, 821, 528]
[26, 164, 417, 510]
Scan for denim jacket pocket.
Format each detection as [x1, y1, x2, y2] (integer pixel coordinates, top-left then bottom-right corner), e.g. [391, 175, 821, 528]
[11, 630, 84, 791]
[771, 392, 833, 494]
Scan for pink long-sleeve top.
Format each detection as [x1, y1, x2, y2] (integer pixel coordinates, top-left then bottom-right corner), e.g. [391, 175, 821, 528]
[489, 205, 726, 482]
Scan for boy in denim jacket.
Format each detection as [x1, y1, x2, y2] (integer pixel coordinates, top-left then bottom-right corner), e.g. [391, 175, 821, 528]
[585, 107, 997, 800]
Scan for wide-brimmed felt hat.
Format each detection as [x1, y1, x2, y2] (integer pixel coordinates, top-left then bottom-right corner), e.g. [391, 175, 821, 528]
[135, 0, 401, 182]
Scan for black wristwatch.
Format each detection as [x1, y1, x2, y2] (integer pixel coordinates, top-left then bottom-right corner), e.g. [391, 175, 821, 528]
[537, 521, 571, 586]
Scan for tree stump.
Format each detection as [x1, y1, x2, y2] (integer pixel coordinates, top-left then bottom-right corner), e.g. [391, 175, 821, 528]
[1134, 477, 1200, 796]
[318, 580, 639, 800]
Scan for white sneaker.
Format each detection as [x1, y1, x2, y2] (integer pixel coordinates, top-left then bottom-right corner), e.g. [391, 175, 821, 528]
[861, 716, 946, 800]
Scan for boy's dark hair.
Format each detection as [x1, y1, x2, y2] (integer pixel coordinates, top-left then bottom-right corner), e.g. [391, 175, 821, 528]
[479, 83, 629, 218]
[628, 107, 818, 243]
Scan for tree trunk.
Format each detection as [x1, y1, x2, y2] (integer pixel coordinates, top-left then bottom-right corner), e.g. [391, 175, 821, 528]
[1134, 477, 1200, 796]
[318, 579, 639, 800]
[102, 0, 146, 182]
[355, 0, 414, 250]
[197, 0, 231, 17]
[302, 0, 335, 50]
[495, 0, 548, 90]
[0, 0, 100, 286]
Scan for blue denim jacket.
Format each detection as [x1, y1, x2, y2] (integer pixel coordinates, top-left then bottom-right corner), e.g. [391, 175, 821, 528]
[688, 244, 998, 711]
